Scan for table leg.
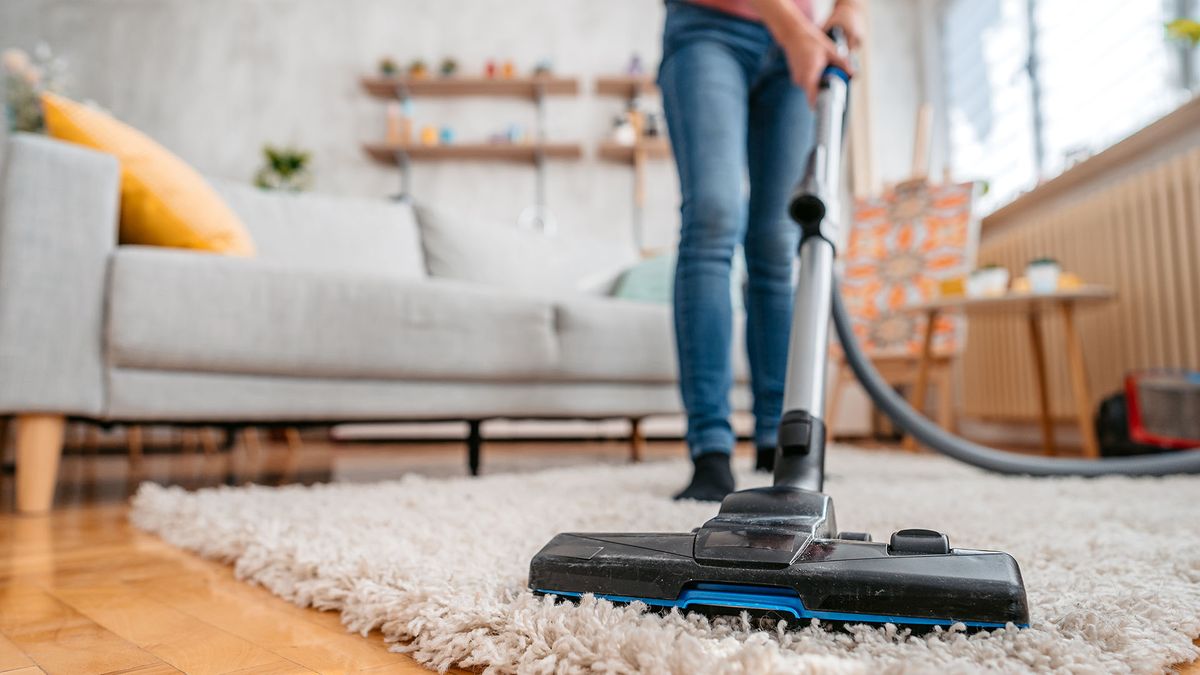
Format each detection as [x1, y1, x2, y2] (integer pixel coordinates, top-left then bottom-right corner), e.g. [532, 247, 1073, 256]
[1026, 311, 1056, 455]
[906, 309, 939, 452]
[1060, 302, 1101, 459]
[825, 362, 847, 445]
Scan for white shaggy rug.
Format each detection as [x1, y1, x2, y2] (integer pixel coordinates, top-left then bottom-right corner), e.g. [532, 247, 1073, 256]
[130, 447, 1200, 674]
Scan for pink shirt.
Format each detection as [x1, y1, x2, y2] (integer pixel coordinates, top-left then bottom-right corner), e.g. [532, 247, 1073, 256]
[689, 0, 813, 21]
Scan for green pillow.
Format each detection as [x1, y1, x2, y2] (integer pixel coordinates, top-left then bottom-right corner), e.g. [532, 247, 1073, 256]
[612, 251, 746, 310]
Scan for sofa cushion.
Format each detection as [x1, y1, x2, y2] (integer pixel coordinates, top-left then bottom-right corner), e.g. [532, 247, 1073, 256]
[414, 204, 635, 295]
[553, 297, 750, 384]
[40, 93, 255, 256]
[213, 180, 425, 279]
[107, 247, 557, 380]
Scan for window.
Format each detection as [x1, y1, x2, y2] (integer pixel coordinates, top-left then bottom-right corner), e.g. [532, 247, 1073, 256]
[942, 0, 1197, 212]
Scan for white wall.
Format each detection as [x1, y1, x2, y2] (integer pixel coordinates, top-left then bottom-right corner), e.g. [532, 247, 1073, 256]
[2, 0, 928, 249]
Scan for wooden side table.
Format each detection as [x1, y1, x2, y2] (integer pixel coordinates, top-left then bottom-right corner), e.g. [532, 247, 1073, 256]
[900, 286, 1116, 458]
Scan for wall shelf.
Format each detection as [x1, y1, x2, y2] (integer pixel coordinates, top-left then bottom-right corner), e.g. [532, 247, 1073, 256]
[364, 142, 583, 165]
[595, 75, 666, 253]
[361, 75, 580, 101]
[361, 72, 582, 232]
[595, 75, 658, 98]
[597, 139, 671, 164]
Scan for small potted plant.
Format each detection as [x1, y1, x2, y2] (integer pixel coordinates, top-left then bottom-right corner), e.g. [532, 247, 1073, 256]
[378, 57, 399, 77]
[1166, 18, 1200, 46]
[1026, 257, 1061, 294]
[408, 59, 429, 80]
[1169, 17, 1200, 92]
[254, 145, 313, 192]
[439, 57, 458, 77]
[968, 264, 1009, 297]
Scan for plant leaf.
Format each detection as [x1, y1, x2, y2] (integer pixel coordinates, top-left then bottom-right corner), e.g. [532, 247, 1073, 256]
[1166, 18, 1200, 46]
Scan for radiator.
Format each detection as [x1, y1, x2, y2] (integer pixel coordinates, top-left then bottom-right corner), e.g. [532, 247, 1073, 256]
[963, 145, 1200, 422]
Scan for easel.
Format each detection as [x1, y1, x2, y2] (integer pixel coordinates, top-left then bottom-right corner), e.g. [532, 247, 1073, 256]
[826, 103, 958, 450]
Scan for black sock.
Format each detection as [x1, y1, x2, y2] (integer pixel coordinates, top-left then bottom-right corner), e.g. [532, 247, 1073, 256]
[755, 446, 775, 472]
[674, 451, 735, 502]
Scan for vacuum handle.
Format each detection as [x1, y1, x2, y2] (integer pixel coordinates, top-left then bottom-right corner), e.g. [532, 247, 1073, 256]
[822, 26, 852, 84]
[787, 28, 852, 229]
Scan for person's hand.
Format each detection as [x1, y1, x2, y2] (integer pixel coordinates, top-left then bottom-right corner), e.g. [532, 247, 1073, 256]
[823, 0, 865, 49]
[778, 20, 853, 107]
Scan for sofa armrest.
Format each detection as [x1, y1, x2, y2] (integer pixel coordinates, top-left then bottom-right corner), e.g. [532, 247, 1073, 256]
[0, 134, 119, 416]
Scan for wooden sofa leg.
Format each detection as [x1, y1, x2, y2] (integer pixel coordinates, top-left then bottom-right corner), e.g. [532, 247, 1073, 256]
[629, 418, 645, 463]
[15, 414, 65, 515]
[466, 420, 482, 476]
[279, 427, 303, 485]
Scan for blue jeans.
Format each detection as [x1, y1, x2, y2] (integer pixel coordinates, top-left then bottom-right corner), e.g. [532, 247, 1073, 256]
[659, 1, 814, 457]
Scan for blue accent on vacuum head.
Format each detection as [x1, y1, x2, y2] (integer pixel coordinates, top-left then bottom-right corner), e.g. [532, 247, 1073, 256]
[537, 583, 1028, 630]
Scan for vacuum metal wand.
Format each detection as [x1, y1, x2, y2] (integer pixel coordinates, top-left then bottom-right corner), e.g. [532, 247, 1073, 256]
[774, 29, 851, 493]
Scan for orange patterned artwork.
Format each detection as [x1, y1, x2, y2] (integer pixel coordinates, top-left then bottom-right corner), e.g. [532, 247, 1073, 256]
[840, 181, 977, 357]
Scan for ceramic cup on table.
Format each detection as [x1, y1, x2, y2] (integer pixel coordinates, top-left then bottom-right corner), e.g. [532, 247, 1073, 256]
[968, 266, 1010, 297]
[1027, 259, 1062, 294]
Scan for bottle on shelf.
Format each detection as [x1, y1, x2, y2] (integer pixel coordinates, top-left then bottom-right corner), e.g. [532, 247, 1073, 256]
[385, 102, 402, 144]
[385, 100, 415, 145]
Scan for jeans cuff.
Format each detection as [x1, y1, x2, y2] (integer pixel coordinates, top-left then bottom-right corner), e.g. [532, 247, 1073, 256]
[754, 427, 778, 450]
[687, 428, 735, 457]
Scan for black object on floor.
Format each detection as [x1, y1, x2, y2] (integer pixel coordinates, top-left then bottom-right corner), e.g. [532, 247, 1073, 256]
[755, 446, 775, 472]
[673, 451, 734, 502]
[1095, 393, 1175, 457]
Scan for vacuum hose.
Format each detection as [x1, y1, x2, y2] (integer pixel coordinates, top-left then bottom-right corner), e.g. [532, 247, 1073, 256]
[831, 280, 1200, 476]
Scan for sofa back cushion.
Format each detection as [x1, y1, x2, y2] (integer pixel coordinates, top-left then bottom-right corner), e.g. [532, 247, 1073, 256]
[414, 205, 635, 295]
[213, 181, 425, 279]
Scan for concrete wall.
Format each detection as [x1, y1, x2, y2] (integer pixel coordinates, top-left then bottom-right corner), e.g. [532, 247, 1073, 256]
[2, 0, 928, 255]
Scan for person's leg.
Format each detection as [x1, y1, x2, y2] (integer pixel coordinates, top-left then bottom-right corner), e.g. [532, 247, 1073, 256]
[744, 46, 815, 471]
[659, 10, 754, 500]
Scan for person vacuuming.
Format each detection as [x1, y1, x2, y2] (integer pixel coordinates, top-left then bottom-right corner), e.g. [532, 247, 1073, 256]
[660, 0, 862, 501]
[528, 31, 1036, 628]
[530, 14, 1200, 630]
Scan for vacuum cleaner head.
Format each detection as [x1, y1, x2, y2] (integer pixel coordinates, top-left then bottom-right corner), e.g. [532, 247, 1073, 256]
[530, 486, 1029, 630]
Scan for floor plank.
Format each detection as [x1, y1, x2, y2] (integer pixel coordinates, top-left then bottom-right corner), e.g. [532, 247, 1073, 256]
[129, 574, 406, 673]
[50, 585, 312, 675]
[0, 586, 173, 674]
[0, 633, 34, 672]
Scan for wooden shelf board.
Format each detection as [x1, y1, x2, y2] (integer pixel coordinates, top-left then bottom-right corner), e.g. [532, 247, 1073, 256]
[364, 142, 583, 165]
[361, 75, 579, 100]
[898, 286, 1116, 315]
[597, 139, 671, 163]
[595, 75, 659, 98]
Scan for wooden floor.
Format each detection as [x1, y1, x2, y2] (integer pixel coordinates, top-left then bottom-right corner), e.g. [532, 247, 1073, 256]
[1, 435, 1196, 674]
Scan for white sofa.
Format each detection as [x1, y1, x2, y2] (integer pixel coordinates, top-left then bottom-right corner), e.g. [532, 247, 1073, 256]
[0, 135, 751, 513]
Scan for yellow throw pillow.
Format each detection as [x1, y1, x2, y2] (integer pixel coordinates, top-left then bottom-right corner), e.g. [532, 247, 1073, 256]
[40, 93, 255, 256]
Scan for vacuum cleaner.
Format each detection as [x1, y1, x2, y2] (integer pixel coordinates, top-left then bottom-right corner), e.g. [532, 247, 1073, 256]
[528, 29, 1200, 630]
